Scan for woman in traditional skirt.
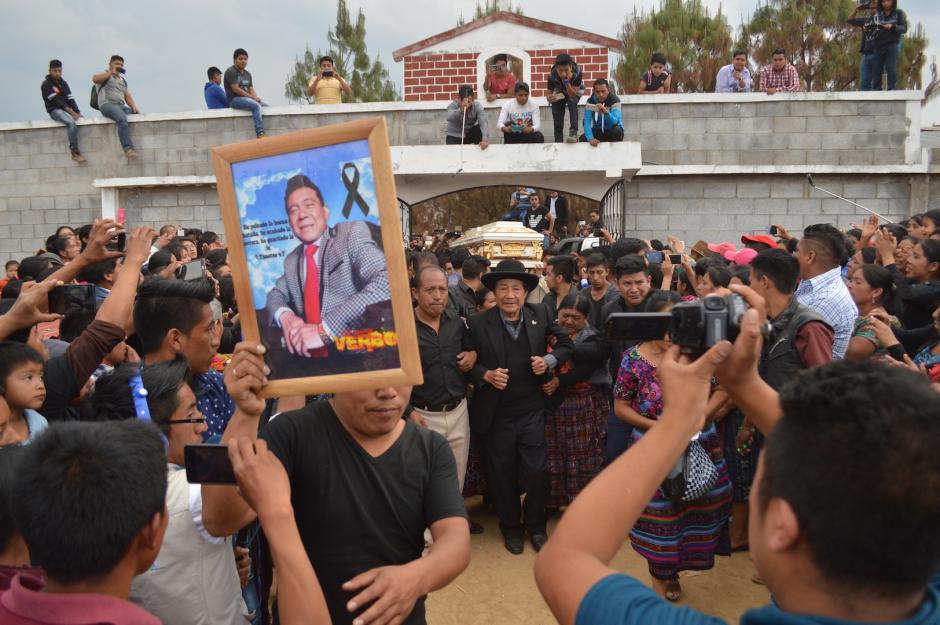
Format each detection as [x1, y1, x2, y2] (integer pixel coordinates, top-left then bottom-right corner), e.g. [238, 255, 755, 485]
[612, 290, 732, 602]
[543, 293, 610, 508]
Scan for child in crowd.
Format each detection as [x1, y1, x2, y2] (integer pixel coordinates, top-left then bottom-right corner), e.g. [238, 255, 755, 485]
[637, 52, 672, 94]
[0, 342, 48, 447]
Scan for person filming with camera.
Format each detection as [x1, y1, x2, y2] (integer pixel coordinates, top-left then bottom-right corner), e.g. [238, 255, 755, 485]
[307, 55, 352, 104]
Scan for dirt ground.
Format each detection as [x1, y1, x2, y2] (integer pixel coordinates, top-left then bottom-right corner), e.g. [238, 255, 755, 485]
[425, 497, 770, 625]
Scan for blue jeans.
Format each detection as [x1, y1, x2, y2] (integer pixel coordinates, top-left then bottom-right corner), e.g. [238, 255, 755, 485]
[859, 53, 874, 91]
[48, 109, 78, 150]
[99, 102, 135, 151]
[869, 44, 899, 90]
[230, 96, 265, 136]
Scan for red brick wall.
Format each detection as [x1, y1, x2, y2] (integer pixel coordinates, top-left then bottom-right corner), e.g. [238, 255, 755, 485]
[402, 47, 609, 101]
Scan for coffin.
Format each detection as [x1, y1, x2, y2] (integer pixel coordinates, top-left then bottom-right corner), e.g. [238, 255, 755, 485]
[451, 221, 544, 269]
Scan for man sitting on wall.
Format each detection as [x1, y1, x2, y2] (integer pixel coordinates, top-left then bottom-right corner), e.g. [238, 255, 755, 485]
[445, 85, 489, 150]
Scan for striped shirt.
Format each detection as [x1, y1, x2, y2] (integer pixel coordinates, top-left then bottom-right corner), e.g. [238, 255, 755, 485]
[795, 267, 858, 359]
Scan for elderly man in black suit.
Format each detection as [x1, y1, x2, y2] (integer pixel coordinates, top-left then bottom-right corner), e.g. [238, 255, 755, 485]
[466, 259, 574, 554]
[266, 174, 389, 357]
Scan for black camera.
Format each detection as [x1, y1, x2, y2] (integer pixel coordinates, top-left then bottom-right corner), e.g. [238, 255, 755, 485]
[322, 70, 334, 78]
[606, 294, 747, 354]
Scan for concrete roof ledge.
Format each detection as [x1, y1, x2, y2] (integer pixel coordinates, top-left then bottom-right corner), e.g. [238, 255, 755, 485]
[0, 91, 924, 133]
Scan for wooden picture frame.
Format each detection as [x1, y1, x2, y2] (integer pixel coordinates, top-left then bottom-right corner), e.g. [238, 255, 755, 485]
[212, 117, 422, 398]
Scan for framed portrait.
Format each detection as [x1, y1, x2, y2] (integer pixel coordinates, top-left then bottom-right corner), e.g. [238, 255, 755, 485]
[212, 118, 422, 398]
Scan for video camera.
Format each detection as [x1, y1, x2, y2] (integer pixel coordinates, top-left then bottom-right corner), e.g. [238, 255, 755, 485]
[606, 294, 747, 354]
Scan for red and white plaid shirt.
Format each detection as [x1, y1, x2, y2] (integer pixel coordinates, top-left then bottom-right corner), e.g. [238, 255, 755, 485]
[760, 64, 801, 92]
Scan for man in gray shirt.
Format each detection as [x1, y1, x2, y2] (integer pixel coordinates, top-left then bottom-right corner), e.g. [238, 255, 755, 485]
[445, 85, 489, 150]
[92, 54, 140, 159]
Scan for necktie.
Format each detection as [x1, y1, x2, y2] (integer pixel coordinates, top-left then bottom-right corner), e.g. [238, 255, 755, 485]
[303, 244, 321, 325]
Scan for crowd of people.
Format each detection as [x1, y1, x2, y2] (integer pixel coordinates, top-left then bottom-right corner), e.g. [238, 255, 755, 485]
[0, 195, 938, 624]
[39, 0, 909, 164]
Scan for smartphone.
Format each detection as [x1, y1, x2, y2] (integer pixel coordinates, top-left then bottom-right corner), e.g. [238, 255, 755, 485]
[178, 259, 207, 281]
[116, 207, 126, 223]
[322, 70, 334, 78]
[578, 220, 587, 227]
[177, 227, 185, 237]
[606, 312, 673, 341]
[109, 232, 127, 253]
[769, 225, 779, 236]
[646, 250, 664, 264]
[117, 67, 126, 75]
[48, 284, 96, 316]
[184, 444, 236, 484]
[668, 253, 682, 264]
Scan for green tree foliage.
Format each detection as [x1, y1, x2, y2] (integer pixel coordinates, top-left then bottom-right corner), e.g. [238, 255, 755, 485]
[616, 0, 734, 94]
[736, 0, 929, 91]
[284, 0, 398, 104]
[458, 0, 523, 26]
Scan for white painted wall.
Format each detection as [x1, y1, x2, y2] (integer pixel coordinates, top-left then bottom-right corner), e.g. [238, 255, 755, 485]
[408, 20, 609, 55]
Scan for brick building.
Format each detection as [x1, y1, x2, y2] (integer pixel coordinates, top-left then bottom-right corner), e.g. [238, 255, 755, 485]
[392, 11, 621, 101]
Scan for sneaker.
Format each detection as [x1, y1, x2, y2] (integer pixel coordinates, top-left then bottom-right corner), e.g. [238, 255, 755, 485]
[257, 132, 266, 139]
[125, 148, 138, 160]
[70, 149, 86, 163]
[565, 128, 578, 144]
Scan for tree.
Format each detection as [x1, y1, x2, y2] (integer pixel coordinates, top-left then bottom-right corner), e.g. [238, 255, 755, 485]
[457, 0, 523, 26]
[284, 0, 398, 103]
[616, 0, 734, 94]
[736, 0, 929, 91]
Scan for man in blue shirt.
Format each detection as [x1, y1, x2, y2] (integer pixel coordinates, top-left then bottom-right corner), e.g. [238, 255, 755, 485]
[536, 285, 940, 625]
[715, 50, 753, 93]
[204, 66, 227, 109]
[579, 79, 623, 146]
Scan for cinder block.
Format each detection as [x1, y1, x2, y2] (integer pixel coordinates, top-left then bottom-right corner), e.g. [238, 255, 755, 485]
[180, 120, 208, 134]
[637, 181, 671, 199]
[168, 162, 196, 176]
[150, 190, 180, 207]
[706, 150, 741, 165]
[80, 195, 102, 210]
[167, 134, 197, 149]
[821, 199, 857, 215]
[636, 215, 668, 230]
[30, 197, 55, 210]
[754, 102, 790, 117]
[736, 182, 770, 198]
[806, 150, 842, 165]
[735, 214, 774, 230]
[788, 199, 822, 214]
[5, 155, 30, 170]
[751, 199, 790, 215]
[839, 151, 874, 166]
[166, 206, 195, 221]
[773, 150, 806, 166]
[843, 182, 877, 198]
[788, 134, 822, 150]
[639, 119, 673, 135]
[668, 182, 704, 199]
[667, 213, 703, 230]
[141, 207, 168, 222]
[674, 150, 708, 165]
[823, 101, 858, 116]
[772, 117, 807, 134]
[877, 181, 908, 199]
[770, 180, 807, 198]
[69, 209, 93, 223]
[43, 209, 70, 224]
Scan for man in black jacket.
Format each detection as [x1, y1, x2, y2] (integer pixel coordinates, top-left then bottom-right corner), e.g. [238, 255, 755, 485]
[546, 53, 584, 143]
[41, 59, 84, 162]
[466, 259, 574, 554]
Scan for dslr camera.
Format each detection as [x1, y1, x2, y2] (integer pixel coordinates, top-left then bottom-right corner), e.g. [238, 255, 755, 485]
[606, 294, 747, 354]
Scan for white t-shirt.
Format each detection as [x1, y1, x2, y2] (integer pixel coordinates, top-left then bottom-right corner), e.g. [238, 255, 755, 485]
[497, 99, 541, 133]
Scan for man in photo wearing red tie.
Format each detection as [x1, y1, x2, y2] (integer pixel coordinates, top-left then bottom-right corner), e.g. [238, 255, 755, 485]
[266, 174, 389, 357]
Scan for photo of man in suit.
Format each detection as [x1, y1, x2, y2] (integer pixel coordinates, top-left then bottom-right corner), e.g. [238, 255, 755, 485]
[466, 259, 574, 555]
[265, 173, 389, 358]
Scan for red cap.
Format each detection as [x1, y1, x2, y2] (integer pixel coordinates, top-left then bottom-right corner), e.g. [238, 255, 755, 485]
[707, 242, 737, 255]
[726, 247, 758, 265]
[741, 234, 778, 248]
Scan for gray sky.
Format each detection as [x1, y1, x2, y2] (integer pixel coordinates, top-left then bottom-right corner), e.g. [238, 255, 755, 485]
[2, 0, 937, 125]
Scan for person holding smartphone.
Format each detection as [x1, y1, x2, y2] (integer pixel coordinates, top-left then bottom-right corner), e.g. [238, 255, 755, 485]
[546, 53, 584, 143]
[307, 55, 352, 104]
[92, 54, 140, 160]
[445, 85, 489, 149]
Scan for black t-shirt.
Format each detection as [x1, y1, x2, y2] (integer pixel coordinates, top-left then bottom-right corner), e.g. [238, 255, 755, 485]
[223, 65, 253, 103]
[525, 206, 549, 232]
[260, 401, 466, 625]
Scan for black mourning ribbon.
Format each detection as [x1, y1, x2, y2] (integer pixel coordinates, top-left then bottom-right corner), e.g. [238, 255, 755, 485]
[341, 163, 370, 219]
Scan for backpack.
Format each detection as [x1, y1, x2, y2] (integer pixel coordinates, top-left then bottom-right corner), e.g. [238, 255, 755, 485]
[89, 84, 100, 111]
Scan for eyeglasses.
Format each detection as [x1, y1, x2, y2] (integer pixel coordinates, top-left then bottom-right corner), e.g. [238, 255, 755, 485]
[166, 418, 207, 426]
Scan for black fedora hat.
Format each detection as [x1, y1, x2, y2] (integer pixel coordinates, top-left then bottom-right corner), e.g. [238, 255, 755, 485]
[481, 259, 539, 292]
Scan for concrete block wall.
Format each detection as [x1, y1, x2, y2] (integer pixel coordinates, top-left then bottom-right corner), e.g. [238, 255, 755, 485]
[0, 92, 930, 260]
[623, 174, 913, 243]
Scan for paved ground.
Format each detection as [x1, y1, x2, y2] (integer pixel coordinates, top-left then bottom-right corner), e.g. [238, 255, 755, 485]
[426, 497, 770, 625]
